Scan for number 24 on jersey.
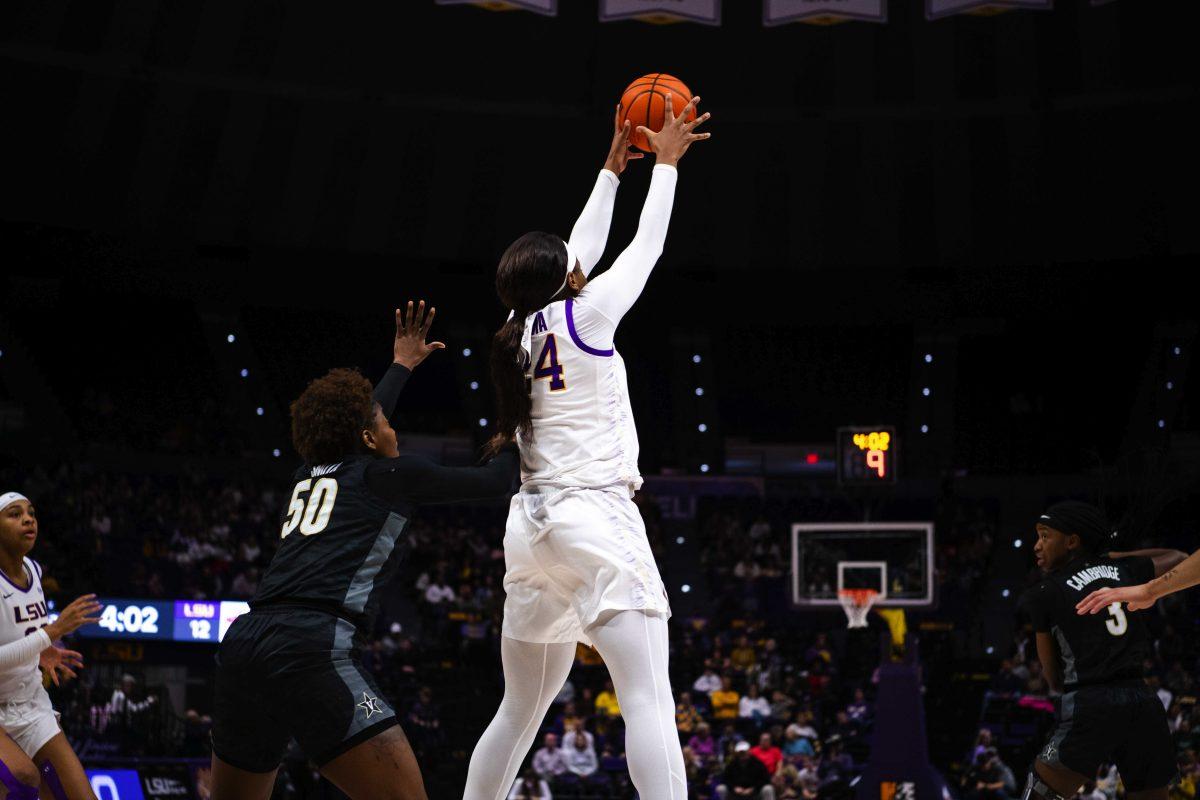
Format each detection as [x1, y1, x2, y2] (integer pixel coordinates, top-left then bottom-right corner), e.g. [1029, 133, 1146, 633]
[533, 334, 567, 392]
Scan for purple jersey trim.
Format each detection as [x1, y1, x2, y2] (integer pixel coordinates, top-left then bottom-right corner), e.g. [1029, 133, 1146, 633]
[565, 298, 614, 357]
[0, 560, 35, 593]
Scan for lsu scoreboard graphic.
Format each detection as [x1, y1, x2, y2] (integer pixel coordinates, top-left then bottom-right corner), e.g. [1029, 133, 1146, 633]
[837, 426, 898, 485]
[76, 599, 251, 643]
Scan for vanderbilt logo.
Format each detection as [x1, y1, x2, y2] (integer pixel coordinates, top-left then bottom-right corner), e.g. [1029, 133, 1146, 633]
[881, 782, 916, 800]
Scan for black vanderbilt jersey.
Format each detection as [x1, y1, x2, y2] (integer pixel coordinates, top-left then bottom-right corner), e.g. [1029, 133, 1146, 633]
[1019, 554, 1156, 691]
[253, 449, 517, 632]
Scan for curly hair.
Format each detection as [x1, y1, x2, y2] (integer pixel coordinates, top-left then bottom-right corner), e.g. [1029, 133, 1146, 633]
[290, 368, 376, 465]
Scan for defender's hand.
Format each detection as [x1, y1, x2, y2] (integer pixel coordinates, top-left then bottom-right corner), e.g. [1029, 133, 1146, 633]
[393, 300, 446, 370]
[1076, 583, 1155, 615]
[40, 645, 84, 687]
[636, 95, 711, 167]
[604, 103, 644, 176]
[44, 594, 101, 641]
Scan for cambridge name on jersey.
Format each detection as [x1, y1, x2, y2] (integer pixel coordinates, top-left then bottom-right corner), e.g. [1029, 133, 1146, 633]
[0, 558, 50, 701]
[1020, 554, 1156, 691]
[519, 297, 640, 493]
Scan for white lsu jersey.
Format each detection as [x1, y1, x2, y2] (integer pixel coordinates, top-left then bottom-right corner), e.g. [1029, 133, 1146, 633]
[0, 558, 50, 701]
[519, 296, 641, 494]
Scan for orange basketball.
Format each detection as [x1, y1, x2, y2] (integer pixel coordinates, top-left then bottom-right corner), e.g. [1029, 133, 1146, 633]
[619, 73, 696, 152]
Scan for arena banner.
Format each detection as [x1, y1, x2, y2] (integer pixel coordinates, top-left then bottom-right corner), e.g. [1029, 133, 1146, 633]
[140, 764, 195, 800]
[926, 0, 1051, 19]
[87, 770, 145, 800]
[599, 0, 722, 25]
[435, 0, 557, 16]
[764, 0, 887, 25]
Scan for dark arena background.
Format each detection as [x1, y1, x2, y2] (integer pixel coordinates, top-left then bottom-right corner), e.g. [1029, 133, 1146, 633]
[2, 1, 1200, 798]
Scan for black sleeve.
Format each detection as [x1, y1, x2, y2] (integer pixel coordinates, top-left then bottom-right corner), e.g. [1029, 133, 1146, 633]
[1018, 585, 1053, 633]
[373, 363, 412, 419]
[366, 446, 519, 506]
[1126, 555, 1156, 586]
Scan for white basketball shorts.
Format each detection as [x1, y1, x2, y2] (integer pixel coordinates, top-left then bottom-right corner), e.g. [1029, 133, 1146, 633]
[501, 487, 671, 646]
[0, 685, 62, 757]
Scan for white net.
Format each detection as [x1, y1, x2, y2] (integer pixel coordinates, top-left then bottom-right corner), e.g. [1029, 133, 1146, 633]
[838, 589, 878, 628]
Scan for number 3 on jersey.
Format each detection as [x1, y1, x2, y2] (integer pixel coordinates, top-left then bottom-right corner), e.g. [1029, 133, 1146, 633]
[534, 334, 567, 392]
[1105, 601, 1128, 636]
[281, 478, 339, 538]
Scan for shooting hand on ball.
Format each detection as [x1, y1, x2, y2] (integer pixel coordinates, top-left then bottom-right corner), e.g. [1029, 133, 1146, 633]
[604, 104, 644, 176]
[637, 94, 710, 168]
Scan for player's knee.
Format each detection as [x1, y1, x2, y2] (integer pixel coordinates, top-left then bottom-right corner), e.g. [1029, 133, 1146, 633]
[6, 761, 42, 794]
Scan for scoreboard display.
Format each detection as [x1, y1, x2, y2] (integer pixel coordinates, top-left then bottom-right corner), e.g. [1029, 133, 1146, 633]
[76, 599, 251, 644]
[836, 426, 898, 485]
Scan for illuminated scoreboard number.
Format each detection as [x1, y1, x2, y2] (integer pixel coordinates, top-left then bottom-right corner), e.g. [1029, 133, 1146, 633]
[173, 601, 218, 642]
[82, 599, 250, 643]
[836, 426, 898, 485]
[93, 600, 173, 641]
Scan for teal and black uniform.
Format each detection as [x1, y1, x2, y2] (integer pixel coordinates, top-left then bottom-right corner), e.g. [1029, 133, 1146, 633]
[212, 364, 518, 771]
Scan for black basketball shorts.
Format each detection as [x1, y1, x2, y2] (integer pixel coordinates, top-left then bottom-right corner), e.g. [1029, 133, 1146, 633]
[211, 608, 398, 772]
[1038, 682, 1175, 791]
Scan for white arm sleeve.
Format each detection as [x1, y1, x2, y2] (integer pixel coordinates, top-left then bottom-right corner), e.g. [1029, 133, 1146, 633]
[569, 164, 678, 349]
[0, 627, 50, 668]
[567, 170, 620, 277]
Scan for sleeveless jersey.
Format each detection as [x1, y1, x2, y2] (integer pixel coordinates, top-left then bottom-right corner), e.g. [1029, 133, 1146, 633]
[1020, 554, 1156, 690]
[0, 558, 49, 701]
[253, 457, 411, 633]
[519, 296, 640, 493]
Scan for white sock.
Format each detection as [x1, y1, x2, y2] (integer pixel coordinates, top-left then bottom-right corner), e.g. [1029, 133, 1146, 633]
[463, 636, 576, 800]
[587, 609, 688, 800]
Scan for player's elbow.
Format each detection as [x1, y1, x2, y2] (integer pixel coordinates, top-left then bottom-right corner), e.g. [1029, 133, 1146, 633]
[1164, 549, 1189, 572]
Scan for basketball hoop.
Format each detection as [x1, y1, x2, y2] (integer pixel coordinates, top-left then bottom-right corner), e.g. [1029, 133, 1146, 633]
[838, 589, 879, 629]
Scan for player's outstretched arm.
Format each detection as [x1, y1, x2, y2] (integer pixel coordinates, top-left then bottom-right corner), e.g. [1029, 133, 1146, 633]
[1078, 547, 1198, 614]
[582, 95, 711, 326]
[566, 106, 640, 277]
[0, 594, 101, 669]
[365, 444, 520, 506]
[374, 301, 445, 418]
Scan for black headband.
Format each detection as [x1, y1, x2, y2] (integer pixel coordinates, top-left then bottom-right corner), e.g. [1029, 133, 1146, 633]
[1038, 501, 1113, 548]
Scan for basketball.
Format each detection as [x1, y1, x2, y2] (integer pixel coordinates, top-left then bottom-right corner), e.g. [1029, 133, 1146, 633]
[619, 73, 696, 152]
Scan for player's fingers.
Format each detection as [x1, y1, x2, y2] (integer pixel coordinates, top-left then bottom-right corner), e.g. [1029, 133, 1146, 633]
[413, 300, 426, 334]
[614, 103, 623, 132]
[626, 149, 644, 160]
[619, 119, 632, 144]
[680, 96, 701, 127]
[421, 306, 436, 337]
[635, 126, 653, 141]
[49, 669, 60, 687]
[403, 300, 414, 333]
[687, 132, 712, 142]
[662, 93, 675, 126]
[686, 111, 712, 132]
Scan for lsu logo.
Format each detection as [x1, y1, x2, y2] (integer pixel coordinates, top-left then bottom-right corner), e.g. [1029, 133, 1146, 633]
[881, 782, 917, 800]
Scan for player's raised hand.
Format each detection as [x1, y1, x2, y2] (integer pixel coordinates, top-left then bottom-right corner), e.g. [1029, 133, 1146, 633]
[45, 594, 102, 640]
[636, 94, 711, 168]
[604, 103, 644, 176]
[39, 645, 85, 687]
[1076, 583, 1156, 615]
[393, 300, 446, 370]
